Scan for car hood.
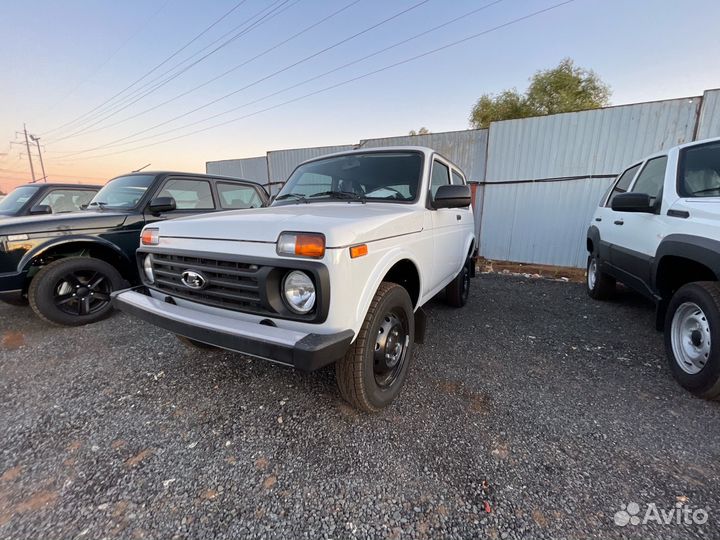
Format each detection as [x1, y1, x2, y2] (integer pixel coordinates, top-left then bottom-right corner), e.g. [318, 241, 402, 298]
[0, 210, 129, 236]
[155, 203, 424, 247]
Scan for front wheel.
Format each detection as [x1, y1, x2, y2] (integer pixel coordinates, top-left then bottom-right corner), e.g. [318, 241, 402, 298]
[586, 255, 615, 300]
[28, 256, 123, 326]
[335, 282, 415, 412]
[665, 282, 720, 400]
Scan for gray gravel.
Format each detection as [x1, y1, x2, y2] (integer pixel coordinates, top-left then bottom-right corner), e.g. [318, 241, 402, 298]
[0, 273, 719, 539]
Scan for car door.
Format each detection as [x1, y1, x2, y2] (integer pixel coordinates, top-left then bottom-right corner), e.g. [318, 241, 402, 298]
[428, 157, 463, 289]
[609, 156, 669, 285]
[146, 177, 217, 223]
[595, 163, 642, 261]
[34, 188, 98, 214]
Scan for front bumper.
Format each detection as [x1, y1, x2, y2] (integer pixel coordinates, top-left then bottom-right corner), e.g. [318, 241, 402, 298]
[111, 287, 353, 372]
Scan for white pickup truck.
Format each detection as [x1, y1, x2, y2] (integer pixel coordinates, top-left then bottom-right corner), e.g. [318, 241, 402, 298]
[586, 137, 720, 400]
[113, 147, 476, 411]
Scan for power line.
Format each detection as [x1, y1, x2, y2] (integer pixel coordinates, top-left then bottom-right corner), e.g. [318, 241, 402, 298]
[53, 0, 432, 158]
[48, 0, 295, 143]
[60, 0, 577, 163]
[54, 0, 364, 141]
[41, 0, 251, 137]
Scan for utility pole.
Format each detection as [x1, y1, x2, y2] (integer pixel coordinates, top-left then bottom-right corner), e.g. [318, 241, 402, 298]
[30, 134, 47, 182]
[21, 124, 36, 182]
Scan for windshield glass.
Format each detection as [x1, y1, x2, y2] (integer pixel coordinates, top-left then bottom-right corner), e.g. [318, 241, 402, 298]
[0, 185, 40, 214]
[273, 152, 423, 205]
[88, 174, 154, 209]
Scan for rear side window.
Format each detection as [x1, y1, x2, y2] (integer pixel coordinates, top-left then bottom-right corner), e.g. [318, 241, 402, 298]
[158, 179, 214, 210]
[631, 156, 667, 200]
[679, 141, 720, 197]
[430, 161, 450, 197]
[217, 183, 264, 209]
[606, 164, 641, 207]
[451, 170, 465, 185]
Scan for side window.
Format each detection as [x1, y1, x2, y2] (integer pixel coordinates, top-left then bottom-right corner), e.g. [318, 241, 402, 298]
[217, 183, 264, 209]
[430, 160, 450, 198]
[451, 170, 465, 185]
[606, 164, 641, 207]
[631, 156, 667, 200]
[38, 189, 97, 213]
[158, 179, 214, 210]
[679, 141, 720, 197]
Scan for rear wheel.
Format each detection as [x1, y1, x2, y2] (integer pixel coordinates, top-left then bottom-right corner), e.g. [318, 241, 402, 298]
[335, 282, 414, 412]
[446, 259, 471, 308]
[665, 282, 720, 400]
[28, 256, 123, 326]
[586, 255, 615, 300]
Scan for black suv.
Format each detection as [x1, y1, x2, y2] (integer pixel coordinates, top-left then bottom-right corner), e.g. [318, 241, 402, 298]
[0, 171, 268, 325]
[0, 183, 101, 218]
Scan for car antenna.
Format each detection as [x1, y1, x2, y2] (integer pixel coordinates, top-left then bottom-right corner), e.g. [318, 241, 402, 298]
[132, 163, 151, 173]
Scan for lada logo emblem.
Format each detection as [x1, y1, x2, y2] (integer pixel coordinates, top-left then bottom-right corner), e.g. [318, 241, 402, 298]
[181, 270, 207, 290]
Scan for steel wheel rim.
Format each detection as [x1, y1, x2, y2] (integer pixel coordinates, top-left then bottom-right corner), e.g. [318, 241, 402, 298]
[53, 270, 112, 316]
[671, 302, 711, 375]
[588, 258, 597, 290]
[373, 309, 409, 388]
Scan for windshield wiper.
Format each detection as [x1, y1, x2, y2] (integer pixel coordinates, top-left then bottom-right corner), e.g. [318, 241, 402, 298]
[690, 186, 720, 195]
[309, 190, 366, 203]
[274, 192, 307, 203]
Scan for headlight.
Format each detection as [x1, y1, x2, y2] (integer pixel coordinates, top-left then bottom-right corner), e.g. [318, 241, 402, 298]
[282, 270, 316, 314]
[143, 254, 154, 283]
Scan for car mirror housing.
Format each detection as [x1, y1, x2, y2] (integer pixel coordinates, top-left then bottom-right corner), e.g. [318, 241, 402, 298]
[29, 204, 52, 215]
[432, 184, 472, 209]
[611, 192, 654, 213]
[148, 196, 176, 214]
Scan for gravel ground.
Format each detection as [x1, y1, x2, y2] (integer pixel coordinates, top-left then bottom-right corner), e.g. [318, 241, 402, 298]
[0, 273, 719, 540]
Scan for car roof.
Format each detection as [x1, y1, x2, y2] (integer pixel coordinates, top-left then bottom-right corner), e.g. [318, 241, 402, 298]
[15, 182, 103, 189]
[115, 171, 258, 183]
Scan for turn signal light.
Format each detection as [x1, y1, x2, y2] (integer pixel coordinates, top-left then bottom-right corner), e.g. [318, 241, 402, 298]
[349, 244, 368, 258]
[141, 228, 159, 245]
[277, 232, 325, 258]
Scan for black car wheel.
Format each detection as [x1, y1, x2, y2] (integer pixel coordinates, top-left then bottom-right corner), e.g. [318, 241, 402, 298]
[446, 259, 471, 308]
[28, 256, 123, 326]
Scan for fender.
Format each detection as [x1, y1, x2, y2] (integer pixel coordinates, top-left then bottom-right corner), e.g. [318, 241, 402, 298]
[652, 234, 720, 289]
[586, 225, 601, 256]
[464, 235, 476, 277]
[18, 235, 133, 273]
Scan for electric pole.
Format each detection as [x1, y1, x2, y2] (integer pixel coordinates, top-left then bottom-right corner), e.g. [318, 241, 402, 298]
[30, 134, 47, 182]
[21, 124, 36, 183]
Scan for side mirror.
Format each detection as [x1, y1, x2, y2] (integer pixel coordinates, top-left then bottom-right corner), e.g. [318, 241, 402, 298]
[148, 196, 176, 214]
[29, 204, 52, 215]
[432, 184, 472, 209]
[611, 192, 654, 213]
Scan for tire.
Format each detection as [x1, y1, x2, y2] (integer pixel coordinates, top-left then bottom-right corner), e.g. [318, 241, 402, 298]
[665, 282, 720, 400]
[176, 335, 218, 350]
[586, 255, 615, 300]
[335, 282, 415, 412]
[28, 256, 124, 326]
[446, 259, 470, 308]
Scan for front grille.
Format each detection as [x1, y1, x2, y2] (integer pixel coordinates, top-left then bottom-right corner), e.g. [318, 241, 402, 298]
[150, 253, 269, 314]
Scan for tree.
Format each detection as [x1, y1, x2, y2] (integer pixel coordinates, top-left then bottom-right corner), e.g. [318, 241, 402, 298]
[469, 58, 610, 128]
[409, 127, 430, 136]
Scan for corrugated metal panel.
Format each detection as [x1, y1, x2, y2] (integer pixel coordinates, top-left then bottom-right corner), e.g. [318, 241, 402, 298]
[360, 129, 488, 182]
[205, 157, 268, 185]
[480, 178, 614, 268]
[696, 89, 720, 140]
[267, 145, 355, 182]
[485, 97, 701, 182]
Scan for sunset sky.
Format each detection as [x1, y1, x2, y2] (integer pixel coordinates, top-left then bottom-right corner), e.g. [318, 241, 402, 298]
[1, 0, 719, 193]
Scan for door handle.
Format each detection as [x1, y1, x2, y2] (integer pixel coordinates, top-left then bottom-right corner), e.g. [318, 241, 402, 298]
[613, 220, 624, 225]
[456, 215, 461, 221]
[595, 217, 602, 222]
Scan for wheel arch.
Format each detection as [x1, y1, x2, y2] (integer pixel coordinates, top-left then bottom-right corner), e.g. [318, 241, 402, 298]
[653, 235, 720, 297]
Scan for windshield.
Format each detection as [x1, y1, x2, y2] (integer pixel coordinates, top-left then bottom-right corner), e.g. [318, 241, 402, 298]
[88, 174, 155, 209]
[273, 152, 423, 205]
[0, 185, 40, 214]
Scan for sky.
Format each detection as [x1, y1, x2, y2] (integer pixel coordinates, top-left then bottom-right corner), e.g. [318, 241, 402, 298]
[1, 0, 719, 193]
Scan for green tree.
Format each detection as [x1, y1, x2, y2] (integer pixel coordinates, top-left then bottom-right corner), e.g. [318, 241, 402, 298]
[408, 127, 430, 136]
[469, 58, 610, 129]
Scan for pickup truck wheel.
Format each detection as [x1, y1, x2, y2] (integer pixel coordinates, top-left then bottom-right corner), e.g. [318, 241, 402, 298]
[28, 256, 123, 326]
[445, 260, 470, 308]
[586, 255, 615, 300]
[335, 282, 414, 412]
[176, 335, 218, 350]
[665, 282, 720, 400]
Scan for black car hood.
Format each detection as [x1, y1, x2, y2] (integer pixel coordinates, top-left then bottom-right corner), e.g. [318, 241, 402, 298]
[0, 210, 129, 235]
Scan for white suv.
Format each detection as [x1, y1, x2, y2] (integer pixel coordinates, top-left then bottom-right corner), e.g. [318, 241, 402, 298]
[586, 137, 720, 399]
[113, 147, 475, 411]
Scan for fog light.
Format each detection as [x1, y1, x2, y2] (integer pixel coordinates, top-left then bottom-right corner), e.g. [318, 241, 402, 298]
[143, 254, 154, 283]
[282, 270, 315, 314]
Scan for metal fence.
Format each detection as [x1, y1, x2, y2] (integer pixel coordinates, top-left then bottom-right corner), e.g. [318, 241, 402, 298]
[266, 144, 356, 183]
[205, 156, 268, 184]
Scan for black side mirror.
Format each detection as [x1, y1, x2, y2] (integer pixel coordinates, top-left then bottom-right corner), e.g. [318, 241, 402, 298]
[432, 184, 472, 209]
[611, 192, 654, 213]
[29, 204, 52, 215]
[148, 196, 176, 214]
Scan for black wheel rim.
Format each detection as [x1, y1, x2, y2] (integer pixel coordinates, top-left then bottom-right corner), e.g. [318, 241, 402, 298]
[461, 265, 470, 302]
[53, 270, 113, 316]
[373, 308, 409, 388]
